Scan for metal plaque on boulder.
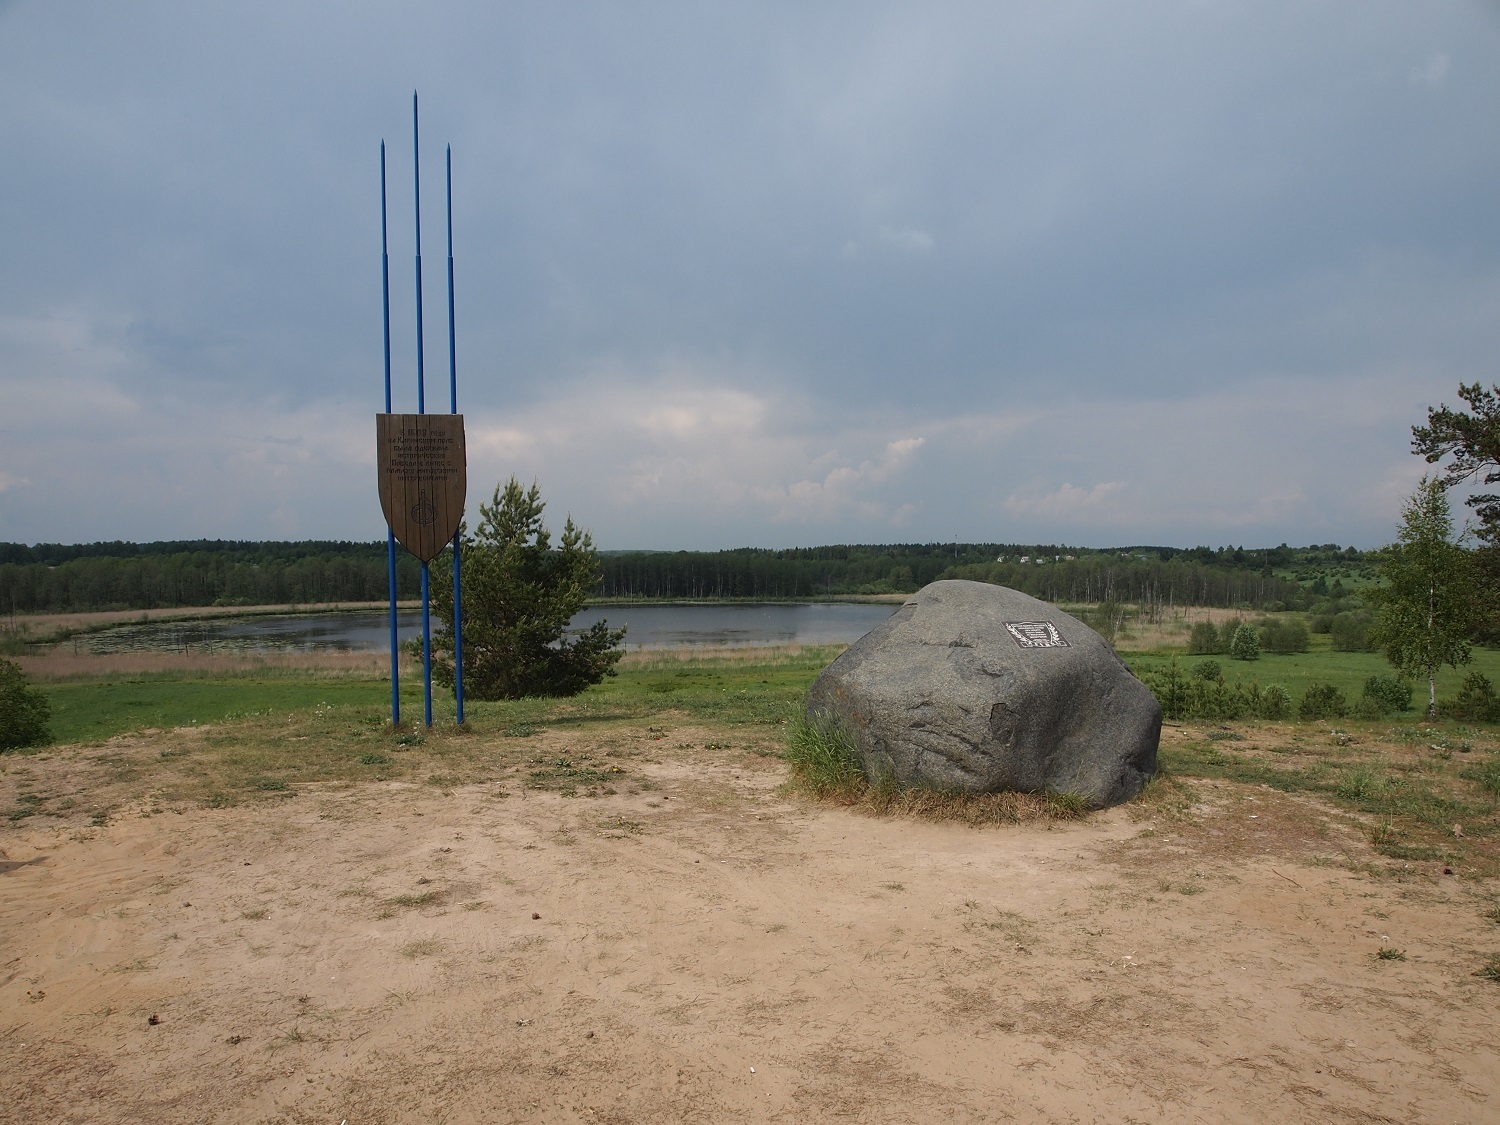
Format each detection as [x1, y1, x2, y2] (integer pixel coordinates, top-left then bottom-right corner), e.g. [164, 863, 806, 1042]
[1004, 621, 1069, 649]
[377, 413, 467, 563]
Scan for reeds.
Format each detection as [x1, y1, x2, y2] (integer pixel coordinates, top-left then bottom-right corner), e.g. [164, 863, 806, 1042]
[16, 648, 417, 682]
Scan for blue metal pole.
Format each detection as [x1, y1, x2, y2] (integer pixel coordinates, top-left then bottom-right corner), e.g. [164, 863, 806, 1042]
[381, 141, 400, 727]
[446, 144, 464, 725]
[421, 563, 432, 727]
[413, 92, 426, 415]
[413, 92, 432, 728]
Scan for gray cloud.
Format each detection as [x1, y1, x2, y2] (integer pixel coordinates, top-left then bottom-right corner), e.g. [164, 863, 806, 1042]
[2, 1, 1498, 548]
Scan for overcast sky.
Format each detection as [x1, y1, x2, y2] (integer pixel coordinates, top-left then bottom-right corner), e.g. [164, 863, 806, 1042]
[2, 2, 1497, 551]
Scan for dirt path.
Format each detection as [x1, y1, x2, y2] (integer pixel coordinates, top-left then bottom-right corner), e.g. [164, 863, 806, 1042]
[4, 729, 1499, 1124]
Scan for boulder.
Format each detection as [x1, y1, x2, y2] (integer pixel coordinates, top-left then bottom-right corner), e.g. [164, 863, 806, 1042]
[805, 580, 1159, 808]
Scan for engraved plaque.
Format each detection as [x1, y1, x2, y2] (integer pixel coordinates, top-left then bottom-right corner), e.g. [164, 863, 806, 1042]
[377, 413, 467, 563]
[1004, 621, 1069, 649]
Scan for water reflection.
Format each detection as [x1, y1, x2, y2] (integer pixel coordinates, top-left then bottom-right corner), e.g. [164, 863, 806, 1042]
[80, 602, 899, 654]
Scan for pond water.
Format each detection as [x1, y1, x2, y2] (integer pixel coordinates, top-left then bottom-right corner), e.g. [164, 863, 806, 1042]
[77, 602, 900, 655]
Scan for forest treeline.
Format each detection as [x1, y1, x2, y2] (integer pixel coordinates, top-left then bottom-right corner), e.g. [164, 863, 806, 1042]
[0, 541, 425, 612]
[0, 539, 1365, 614]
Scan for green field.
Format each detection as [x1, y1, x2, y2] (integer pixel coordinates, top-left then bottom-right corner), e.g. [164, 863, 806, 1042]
[29, 636, 1500, 749]
[31, 645, 842, 748]
[1124, 635, 1500, 708]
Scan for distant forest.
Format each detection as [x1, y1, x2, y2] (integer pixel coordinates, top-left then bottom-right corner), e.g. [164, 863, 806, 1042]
[0, 539, 1372, 615]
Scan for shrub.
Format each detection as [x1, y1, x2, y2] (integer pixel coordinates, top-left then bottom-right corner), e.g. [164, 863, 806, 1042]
[1362, 675, 1414, 716]
[1331, 610, 1376, 652]
[1143, 662, 1253, 721]
[1192, 678, 1251, 721]
[1228, 624, 1261, 661]
[1258, 684, 1292, 720]
[1446, 672, 1500, 723]
[1191, 659, 1223, 683]
[1188, 622, 1222, 655]
[1260, 618, 1311, 654]
[0, 658, 51, 750]
[1299, 682, 1348, 720]
[1148, 658, 1191, 720]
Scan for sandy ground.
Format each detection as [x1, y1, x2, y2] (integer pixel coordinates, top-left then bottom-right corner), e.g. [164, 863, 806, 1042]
[4, 726, 1500, 1124]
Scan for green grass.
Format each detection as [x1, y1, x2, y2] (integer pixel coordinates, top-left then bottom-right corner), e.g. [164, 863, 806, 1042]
[25, 645, 842, 749]
[785, 713, 865, 796]
[1124, 638, 1500, 712]
[37, 675, 412, 745]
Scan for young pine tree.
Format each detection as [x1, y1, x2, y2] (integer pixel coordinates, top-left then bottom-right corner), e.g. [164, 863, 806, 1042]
[1228, 623, 1260, 661]
[429, 478, 626, 700]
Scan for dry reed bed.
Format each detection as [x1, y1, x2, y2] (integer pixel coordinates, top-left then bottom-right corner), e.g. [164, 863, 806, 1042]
[0, 602, 418, 643]
[15, 649, 418, 681]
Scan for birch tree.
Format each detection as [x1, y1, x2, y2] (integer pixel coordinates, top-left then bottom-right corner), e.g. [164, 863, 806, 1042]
[1371, 477, 1479, 720]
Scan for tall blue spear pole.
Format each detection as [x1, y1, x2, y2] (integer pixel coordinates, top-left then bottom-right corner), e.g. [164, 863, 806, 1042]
[446, 143, 465, 725]
[381, 141, 400, 727]
[414, 91, 432, 728]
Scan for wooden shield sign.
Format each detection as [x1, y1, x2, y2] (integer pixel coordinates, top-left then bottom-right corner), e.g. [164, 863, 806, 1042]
[377, 414, 467, 563]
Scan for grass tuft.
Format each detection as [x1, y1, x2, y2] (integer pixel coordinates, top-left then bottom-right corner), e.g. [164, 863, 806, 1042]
[385, 889, 445, 909]
[1043, 790, 1090, 819]
[784, 713, 865, 797]
[783, 713, 1097, 826]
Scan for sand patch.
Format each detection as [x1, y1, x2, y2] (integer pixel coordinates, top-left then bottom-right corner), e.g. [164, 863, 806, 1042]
[3, 728, 1499, 1123]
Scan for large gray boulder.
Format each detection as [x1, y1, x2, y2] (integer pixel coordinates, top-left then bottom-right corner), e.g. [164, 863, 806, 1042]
[806, 580, 1159, 808]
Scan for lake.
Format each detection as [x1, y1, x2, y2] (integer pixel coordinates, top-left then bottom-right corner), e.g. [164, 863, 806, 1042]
[77, 602, 900, 655]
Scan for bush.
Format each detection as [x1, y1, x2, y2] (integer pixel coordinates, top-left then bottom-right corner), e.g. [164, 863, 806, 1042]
[1191, 659, 1223, 682]
[1258, 684, 1292, 720]
[1331, 610, 1376, 652]
[1446, 672, 1500, 723]
[1260, 618, 1311, 654]
[1148, 658, 1191, 720]
[0, 658, 51, 750]
[1188, 622, 1223, 655]
[1228, 624, 1261, 661]
[1144, 660, 1252, 721]
[1362, 675, 1414, 716]
[1299, 682, 1348, 720]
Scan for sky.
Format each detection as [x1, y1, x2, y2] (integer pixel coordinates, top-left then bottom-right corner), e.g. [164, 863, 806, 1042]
[2, 1, 1498, 552]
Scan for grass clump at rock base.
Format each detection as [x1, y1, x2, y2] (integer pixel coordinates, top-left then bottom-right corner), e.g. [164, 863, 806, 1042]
[782, 713, 1090, 826]
[784, 713, 864, 797]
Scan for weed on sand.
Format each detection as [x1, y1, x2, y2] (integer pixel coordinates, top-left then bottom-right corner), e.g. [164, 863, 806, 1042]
[1159, 721, 1500, 876]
